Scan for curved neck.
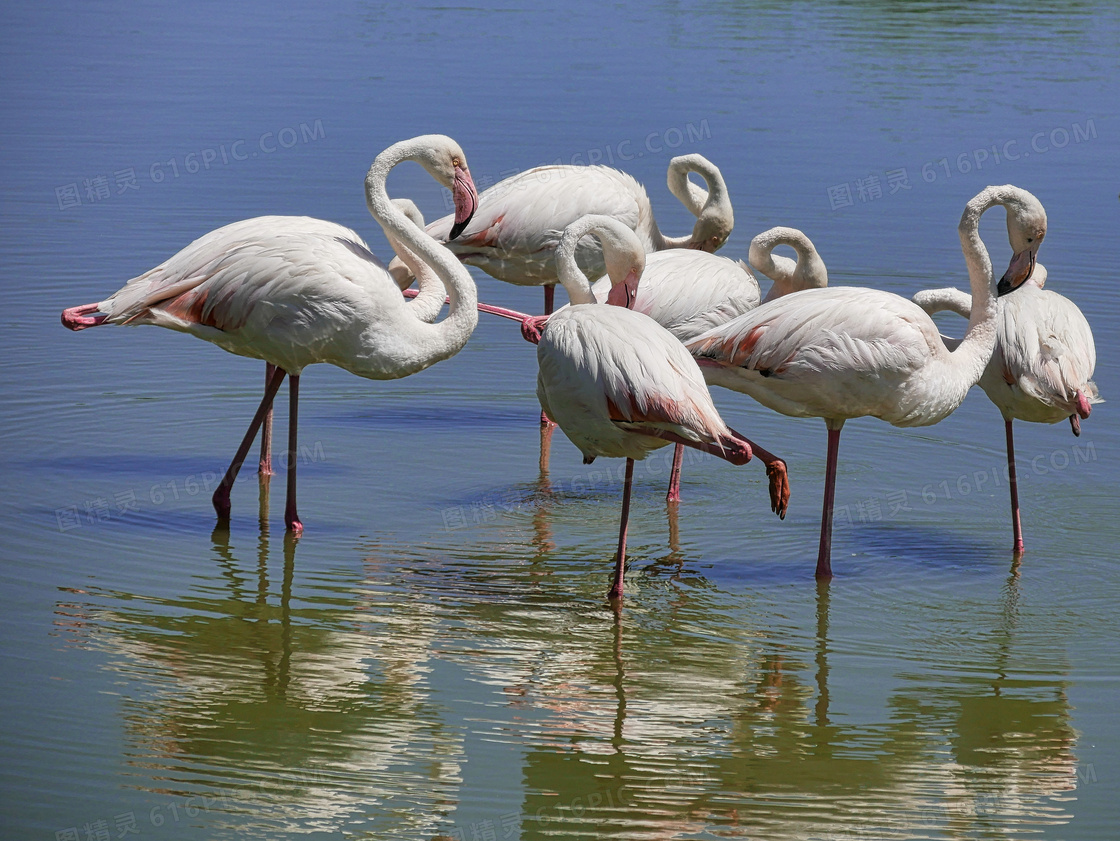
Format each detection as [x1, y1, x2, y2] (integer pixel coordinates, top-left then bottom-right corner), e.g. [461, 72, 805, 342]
[658, 154, 732, 250]
[951, 186, 1008, 382]
[385, 232, 446, 323]
[365, 140, 477, 348]
[555, 216, 633, 305]
[751, 227, 828, 302]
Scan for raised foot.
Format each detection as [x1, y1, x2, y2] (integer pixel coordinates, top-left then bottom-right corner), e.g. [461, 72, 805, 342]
[521, 315, 549, 344]
[767, 460, 791, 519]
[61, 303, 108, 331]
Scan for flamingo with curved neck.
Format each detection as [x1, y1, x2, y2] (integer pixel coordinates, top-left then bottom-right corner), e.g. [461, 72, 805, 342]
[751, 226, 830, 303]
[535, 215, 787, 599]
[61, 134, 480, 533]
[913, 259, 1100, 555]
[687, 185, 1046, 578]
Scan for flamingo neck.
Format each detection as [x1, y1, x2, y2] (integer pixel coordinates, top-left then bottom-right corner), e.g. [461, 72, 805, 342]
[951, 186, 1006, 386]
[364, 139, 478, 358]
[657, 154, 732, 250]
[752, 228, 828, 303]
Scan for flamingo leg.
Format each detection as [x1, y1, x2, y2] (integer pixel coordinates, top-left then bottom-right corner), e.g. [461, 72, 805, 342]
[259, 363, 276, 476]
[608, 458, 635, 601]
[539, 283, 558, 467]
[285, 374, 302, 534]
[1005, 419, 1024, 555]
[815, 425, 842, 580]
[213, 365, 287, 524]
[666, 444, 684, 504]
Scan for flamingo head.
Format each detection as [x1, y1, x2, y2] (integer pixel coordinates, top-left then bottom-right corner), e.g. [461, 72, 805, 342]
[409, 135, 479, 240]
[689, 208, 733, 252]
[997, 188, 1046, 296]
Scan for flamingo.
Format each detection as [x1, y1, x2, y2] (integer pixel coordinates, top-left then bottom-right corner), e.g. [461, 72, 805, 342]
[392, 153, 735, 314]
[685, 185, 1047, 578]
[527, 225, 828, 500]
[532, 214, 790, 599]
[61, 134, 481, 534]
[912, 262, 1100, 554]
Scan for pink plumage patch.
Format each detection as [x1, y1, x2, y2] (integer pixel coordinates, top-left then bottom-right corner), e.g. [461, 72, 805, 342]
[606, 393, 687, 427]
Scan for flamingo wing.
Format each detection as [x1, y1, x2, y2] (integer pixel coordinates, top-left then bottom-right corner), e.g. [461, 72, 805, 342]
[425, 166, 651, 284]
[538, 306, 731, 461]
[996, 285, 1100, 415]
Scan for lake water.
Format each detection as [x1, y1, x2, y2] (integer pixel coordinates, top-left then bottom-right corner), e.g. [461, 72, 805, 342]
[3, 2, 1118, 839]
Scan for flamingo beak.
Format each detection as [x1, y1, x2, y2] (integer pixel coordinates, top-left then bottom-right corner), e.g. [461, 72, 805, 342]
[606, 267, 641, 309]
[449, 164, 479, 240]
[997, 248, 1035, 296]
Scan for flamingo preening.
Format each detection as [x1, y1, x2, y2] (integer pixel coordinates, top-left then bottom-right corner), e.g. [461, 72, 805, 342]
[913, 262, 1100, 554]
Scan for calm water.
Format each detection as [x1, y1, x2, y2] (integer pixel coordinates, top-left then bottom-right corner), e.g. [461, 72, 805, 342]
[3, 2, 1118, 839]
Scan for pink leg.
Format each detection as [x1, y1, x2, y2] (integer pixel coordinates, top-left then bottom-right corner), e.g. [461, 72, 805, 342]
[540, 285, 558, 462]
[259, 363, 275, 476]
[816, 426, 842, 580]
[213, 366, 287, 523]
[1005, 419, 1024, 555]
[608, 458, 635, 601]
[285, 374, 302, 535]
[666, 444, 684, 504]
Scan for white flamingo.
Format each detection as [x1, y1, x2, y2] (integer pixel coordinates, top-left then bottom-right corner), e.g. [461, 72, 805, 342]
[533, 215, 789, 599]
[528, 225, 827, 500]
[686, 185, 1047, 578]
[61, 134, 481, 534]
[912, 262, 1100, 554]
[392, 153, 735, 313]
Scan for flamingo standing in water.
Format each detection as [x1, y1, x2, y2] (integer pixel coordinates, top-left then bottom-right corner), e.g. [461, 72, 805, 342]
[532, 225, 828, 500]
[913, 263, 1100, 554]
[531, 215, 789, 599]
[61, 134, 481, 534]
[686, 185, 1047, 578]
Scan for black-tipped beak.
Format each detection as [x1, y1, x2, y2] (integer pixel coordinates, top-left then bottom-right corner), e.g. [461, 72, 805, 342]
[449, 165, 479, 241]
[997, 248, 1035, 296]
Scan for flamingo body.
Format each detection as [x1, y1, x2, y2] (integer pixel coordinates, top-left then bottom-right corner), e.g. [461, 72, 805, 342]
[538, 304, 742, 463]
[406, 155, 734, 291]
[80, 216, 466, 380]
[581, 249, 761, 342]
[692, 286, 971, 428]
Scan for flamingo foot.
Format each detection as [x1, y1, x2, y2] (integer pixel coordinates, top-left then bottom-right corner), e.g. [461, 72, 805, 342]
[767, 459, 791, 519]
[521, 315, 549, 344]
[213, 489, 232, 522]
[1069, 414, 1081, 436]
[286, 517, 303, 536]
[61, 303, 108, 331]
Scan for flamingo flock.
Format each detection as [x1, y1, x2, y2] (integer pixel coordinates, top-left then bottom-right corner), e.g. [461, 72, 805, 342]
[61, 133, 1100, 599]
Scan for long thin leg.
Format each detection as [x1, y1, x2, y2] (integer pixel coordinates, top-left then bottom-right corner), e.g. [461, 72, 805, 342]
[665, 444, 684, 503]
[1005, 419, 1024, 555]
[539, 285, 558, 470]
[608, 458, 635, 601]
[816, 426, 841, 579]
[259, 363, 276, 475]
[285, 375, 302, 534]
[213, 366, 287, 523]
